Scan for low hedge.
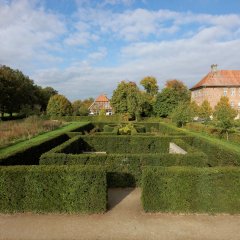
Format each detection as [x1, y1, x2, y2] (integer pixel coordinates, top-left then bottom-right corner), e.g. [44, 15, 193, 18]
[158, 122, 186, 135]
[40, 152, 207, 187]
[0, 123, 93, 166]
[142, 166, 240, 213]
[183, 137, 240, 166]
[0, 165, 107, 213]
[52, 135, 180, 154]
[0, 134, 70, 166]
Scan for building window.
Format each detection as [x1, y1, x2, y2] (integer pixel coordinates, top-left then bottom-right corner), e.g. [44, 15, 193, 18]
[223, 88, 227, 96]
[231, 88, 235, 96]
[230, 101, 234, 108]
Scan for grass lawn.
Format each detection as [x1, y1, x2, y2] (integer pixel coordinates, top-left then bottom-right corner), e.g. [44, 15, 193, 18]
[0, 122, 88, 156]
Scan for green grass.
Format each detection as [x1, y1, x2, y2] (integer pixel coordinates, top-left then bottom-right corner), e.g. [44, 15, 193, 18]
[0, 122, 89, 156]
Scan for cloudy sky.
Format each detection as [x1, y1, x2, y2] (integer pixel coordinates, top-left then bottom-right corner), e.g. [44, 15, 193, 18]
[0, 0, 240, 100]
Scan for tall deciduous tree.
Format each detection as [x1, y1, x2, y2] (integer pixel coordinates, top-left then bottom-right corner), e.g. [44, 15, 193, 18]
[111, 81, 142, 119]
[171, 102, 195, 127]
[199, 100, 212, 122]
[213, 96, 237, 140]
[47, 94, 73, 117]
[0, 65, 58, 117]
[154, 79, 190, 117]
[140, 76, 159, 96]
[72, 98, 93, 116]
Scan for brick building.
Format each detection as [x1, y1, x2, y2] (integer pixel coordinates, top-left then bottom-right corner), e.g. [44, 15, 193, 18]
[190, 65, 240, 111]
[88, 94, 113, 115]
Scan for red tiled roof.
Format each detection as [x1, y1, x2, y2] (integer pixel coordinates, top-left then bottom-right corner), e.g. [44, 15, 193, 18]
[190, 70, 240, 90]
[95, 94, 109, 102]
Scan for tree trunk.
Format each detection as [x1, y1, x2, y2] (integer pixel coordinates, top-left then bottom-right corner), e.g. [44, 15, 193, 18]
[226, 131, 229, 141]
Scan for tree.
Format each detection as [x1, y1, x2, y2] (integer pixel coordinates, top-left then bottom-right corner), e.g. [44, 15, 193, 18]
[154, 80, 190, 117]
[111, 81, 142, 119]
[189, 101, 200, 118]
[0, 65, 58, 117]
[47, 94, 73, 117]
[213, 96, 237, 140]
[171, 102, 194, 127]
[140, 76, 159, 96]
[72, 98, 93, 116]
[199, 100, 212, 122]
[72, 100, 82, 116]
[39, 87, 58, 112]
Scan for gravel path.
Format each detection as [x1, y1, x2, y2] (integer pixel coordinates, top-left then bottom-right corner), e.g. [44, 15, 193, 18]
[1, 188, 240, 240]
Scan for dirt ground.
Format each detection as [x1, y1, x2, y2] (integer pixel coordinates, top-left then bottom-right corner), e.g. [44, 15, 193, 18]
[1, 188, 240, 240]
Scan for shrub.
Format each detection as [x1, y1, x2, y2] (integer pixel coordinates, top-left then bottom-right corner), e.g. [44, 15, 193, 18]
[0, 165, 107, 213]
[142, 166, 240, 213]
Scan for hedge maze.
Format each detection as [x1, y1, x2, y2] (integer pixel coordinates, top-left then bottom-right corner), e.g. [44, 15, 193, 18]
[1, 122, 240, 214]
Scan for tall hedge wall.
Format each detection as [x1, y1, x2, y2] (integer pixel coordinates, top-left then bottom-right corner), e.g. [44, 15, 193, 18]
[40, 151, 207, 187]
[0, 165, 107, 213]
[142, 166, 240, 213]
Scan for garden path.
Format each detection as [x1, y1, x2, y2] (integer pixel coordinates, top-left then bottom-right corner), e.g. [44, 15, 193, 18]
[0, 188, 240, 240]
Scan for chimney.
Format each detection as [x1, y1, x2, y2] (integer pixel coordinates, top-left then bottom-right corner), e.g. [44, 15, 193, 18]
[211, 64, 218, 72]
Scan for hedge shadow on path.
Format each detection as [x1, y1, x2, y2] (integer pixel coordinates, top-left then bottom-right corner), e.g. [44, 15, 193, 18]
[107, 188, 134, 211]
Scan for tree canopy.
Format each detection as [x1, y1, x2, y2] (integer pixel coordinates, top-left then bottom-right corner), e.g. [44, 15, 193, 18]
[0, 65, 58, 117]
[111, 81, 142, 119]
[213, 96, 237, 139]
[47, 94, 73, 117]
[140, 76, 159, 96]
[154, 79, 190, 117]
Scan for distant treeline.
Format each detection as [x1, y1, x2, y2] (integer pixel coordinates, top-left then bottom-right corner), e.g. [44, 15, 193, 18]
[0, 65, 58, 117]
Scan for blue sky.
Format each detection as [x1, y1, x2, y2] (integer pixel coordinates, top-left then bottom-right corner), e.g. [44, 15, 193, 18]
[0, 0, 240, 100]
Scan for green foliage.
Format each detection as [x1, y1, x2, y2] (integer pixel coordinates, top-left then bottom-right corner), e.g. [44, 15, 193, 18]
[0, 165, 107, 213]
[154, 80, 190, 117]
[171, 102, 194, 127]
[0, 65, 57, 116]
[0, 134, 70, 166]
[118, 123, 137, 135]
[72, 98, 93, 116]
[54, 135, 177, 154]
[142, 166, 240, 213]
[213, 97, 237, 139]
[47, 94, 73, 117]
[140, 76, 159, 96]
[111, 81, 142, 119]
[0, 123, 92, 165]
[189, 101, 200, 117]
[183, 136, 240, 166]
[199, 100, 212, 121]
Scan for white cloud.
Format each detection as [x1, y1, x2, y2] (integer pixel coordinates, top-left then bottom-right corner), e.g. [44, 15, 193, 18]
[0, 0, 66, 70]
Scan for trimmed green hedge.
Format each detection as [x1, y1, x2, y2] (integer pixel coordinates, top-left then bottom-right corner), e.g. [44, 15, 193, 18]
[142, 166, 240, 213]
[40, 152, 207, 187]
[0, 134, 70, 166]
[52, 135, 181, 154]
[0, 123, 93, 166]
[183, 137, 240, 166]
[0, 165, 107, 213]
